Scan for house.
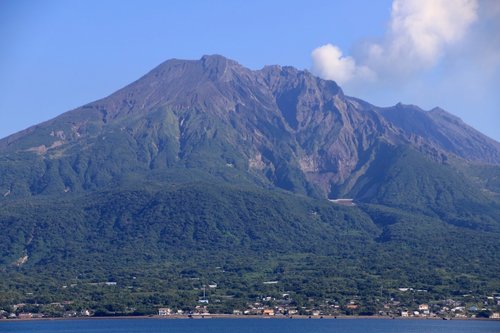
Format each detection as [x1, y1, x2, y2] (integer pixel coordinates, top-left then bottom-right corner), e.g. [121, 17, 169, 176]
[81, 309, 92, 316]
[194, 305, 209, 315]
[158, 308, 171, 316]
[18, 313, 33, 319]
[346, 304, 359, 310]
[452, 306, 465, 313]
[418, 304, 429, 311]
[262, 309, 275, 316]
[491, 312, 500, 319]
[401, 311, 409, 317]
[12, 303, 26, 310]
[419, 304, 430, 314]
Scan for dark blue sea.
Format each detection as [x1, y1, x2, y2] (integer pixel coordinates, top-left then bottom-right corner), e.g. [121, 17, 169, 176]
[1, 318, 499, 333]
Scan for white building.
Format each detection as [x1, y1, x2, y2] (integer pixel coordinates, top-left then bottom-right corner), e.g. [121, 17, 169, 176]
[158, 308, 171, 316]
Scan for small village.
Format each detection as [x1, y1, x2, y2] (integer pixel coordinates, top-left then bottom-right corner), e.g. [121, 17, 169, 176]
[2, 291, 499, 320]
[154, 292, 500, 320]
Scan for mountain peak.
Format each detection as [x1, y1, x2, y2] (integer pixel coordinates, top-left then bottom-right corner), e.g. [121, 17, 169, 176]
[200, 54, 232, 63]
[199, 54, 244, 81]
[200, 54, 240, 69]
[1, 54, 499, 170]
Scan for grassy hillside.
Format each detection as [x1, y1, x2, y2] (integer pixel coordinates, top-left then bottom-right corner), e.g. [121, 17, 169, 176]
[348, 145, 500, 231]
[1, 181, 498, 314]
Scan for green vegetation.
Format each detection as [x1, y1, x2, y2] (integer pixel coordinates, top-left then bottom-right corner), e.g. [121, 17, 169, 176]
[0, 177, 498, 315]
[1, 56, 499, 317]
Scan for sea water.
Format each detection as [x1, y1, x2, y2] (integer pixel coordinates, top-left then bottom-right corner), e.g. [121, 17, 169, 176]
[0, 318, 499, 333]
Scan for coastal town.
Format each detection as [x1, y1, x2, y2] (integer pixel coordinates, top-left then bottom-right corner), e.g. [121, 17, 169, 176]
[2, 291, 499, 320]
[155, 290, 500, 320]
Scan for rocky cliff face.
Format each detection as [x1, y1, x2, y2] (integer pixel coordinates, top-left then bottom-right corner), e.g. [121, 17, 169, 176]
[378, 104, 500, 164]
[1, 55, 499, 199]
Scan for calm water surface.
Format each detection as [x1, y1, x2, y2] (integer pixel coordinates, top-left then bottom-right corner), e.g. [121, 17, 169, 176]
[1, 318, 499, 333]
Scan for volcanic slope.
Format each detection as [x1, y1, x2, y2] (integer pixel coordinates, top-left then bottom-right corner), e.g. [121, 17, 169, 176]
[0, 55, 499, 314]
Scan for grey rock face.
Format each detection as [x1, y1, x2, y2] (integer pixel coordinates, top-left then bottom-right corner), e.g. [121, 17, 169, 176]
[1, 55, 499, 198]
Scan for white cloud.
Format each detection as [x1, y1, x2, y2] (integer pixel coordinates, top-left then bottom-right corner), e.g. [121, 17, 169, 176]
[310, 0, 500, 141]
[311, 44, 375, 85]
[312, 0, 479, 84]
[375, 0, 478, 71]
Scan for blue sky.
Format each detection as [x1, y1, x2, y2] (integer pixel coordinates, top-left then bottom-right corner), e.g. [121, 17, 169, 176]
[1, 0, 499, 141]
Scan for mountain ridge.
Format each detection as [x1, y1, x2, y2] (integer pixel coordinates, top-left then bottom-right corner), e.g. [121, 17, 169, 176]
[0, 55, 498, 201]
[0, 54, 499, 316]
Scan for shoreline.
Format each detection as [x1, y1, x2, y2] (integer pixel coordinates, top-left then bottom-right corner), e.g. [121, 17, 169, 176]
[1, 314, 498, 322]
